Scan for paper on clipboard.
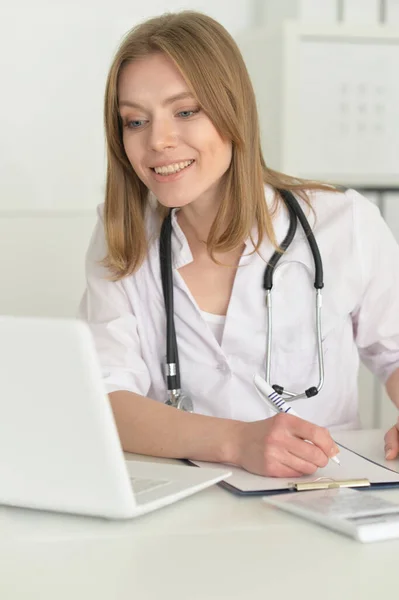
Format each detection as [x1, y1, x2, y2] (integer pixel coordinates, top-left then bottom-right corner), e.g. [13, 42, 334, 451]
[190, 445, 399, 494]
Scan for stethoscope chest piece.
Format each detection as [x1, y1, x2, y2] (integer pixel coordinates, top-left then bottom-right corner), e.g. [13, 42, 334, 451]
[166, 390, 194, 412]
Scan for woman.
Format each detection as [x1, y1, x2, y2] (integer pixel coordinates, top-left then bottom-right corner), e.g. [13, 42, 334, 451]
[79, 10, 399, 477]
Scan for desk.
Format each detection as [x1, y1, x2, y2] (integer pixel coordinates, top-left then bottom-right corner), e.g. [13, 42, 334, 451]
[1, 429, 398, 600]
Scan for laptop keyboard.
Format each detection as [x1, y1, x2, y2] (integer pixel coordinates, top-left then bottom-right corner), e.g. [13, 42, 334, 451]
[130, 476, 171, 495]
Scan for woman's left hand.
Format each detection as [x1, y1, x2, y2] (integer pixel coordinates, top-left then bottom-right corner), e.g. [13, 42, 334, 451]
[384, 419, 399, 459]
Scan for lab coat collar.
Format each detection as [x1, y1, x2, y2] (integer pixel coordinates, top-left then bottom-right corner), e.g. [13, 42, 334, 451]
[245, 186, 316, 271]
[170, 209, 193, 269]
[168, 185, 316, 271]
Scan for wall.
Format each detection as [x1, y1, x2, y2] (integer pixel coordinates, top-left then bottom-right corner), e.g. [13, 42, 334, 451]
[254, 0, 399, 430]
[0, 0, 398, 429]
[0, 0, 253, 317]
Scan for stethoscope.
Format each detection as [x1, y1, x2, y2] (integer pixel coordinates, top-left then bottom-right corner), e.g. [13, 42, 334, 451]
[159, 189, 325, 412]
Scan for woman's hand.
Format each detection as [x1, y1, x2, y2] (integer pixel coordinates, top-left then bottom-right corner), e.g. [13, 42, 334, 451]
[231, 413, 340, 477]
[384, 418, 399, 459]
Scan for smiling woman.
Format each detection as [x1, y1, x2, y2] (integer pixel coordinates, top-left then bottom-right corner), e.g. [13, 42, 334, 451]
[78, 10, 399, 478]
[102, 11, 333, 279]
[117, 53, 232, 215]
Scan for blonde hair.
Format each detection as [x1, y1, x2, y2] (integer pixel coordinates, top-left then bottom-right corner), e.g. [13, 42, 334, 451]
[103, 10, 335, 279]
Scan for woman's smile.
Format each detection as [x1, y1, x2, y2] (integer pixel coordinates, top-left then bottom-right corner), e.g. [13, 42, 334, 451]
[150, 159, 195, 183]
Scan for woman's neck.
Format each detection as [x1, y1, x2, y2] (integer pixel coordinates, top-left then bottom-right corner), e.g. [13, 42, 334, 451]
[177, 199, 221, 243]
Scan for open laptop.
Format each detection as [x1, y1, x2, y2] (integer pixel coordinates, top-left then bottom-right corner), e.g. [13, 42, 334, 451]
[0, 316, 230, 519]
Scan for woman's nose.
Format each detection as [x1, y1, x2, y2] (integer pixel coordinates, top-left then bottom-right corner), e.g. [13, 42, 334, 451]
[149, 118, 178, 151]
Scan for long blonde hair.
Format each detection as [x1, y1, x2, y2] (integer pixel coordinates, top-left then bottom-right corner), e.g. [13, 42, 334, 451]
[103, 10, 335, 279]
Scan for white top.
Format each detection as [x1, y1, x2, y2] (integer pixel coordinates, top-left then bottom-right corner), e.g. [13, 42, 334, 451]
[200, 310, 226, 346]
[78, 186, 399, 429]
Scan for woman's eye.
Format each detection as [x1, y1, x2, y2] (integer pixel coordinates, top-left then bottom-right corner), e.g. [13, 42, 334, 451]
[177, 109, 200, 118]
[125, 120, 145, 129]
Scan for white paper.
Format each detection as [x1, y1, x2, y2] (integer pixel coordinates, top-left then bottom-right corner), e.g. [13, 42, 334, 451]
[192, 445, 399, 492]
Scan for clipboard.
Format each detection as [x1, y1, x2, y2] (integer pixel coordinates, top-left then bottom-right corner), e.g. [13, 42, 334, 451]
[188, 444, 399, 496]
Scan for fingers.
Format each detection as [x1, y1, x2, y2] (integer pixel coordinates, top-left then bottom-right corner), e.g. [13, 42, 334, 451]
[285, 436, 330, 469]
[287, 414, 340, 460]
[261, 414, 333, 476]
[240, 413, 339, 478]
[265, 462, 304, 478]
[384, 424, 399, 459]
[262, 442, 314, 477]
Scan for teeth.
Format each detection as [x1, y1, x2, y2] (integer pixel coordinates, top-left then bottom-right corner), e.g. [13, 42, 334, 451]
[154, 160, 193, 175]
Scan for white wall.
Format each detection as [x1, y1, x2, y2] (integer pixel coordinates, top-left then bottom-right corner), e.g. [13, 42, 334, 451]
[0, 0, 253, 318]
[1, 0, 398, 430]
[0, 213, 95, 317]
[243, 0, 399, 431]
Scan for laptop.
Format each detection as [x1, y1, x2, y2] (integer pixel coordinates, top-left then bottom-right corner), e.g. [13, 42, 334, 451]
[0, 316, 231, 519]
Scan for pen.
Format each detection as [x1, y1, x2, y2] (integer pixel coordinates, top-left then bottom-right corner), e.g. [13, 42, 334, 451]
[253, 374, 340, 465]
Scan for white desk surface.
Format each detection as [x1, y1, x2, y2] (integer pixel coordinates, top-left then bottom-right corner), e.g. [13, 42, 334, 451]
[1, 429, 398, 600]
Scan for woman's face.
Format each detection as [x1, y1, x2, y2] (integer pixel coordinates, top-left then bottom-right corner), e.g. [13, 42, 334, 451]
[118, 52, 232, 210]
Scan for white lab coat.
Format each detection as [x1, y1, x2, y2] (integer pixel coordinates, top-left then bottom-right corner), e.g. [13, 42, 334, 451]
[78, 186, 399, 430]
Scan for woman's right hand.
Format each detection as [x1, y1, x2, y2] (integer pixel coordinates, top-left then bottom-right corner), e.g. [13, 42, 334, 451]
[231, 413, 340, 477]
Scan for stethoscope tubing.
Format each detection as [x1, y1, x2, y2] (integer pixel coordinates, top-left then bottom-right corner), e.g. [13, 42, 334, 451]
[160, 189, 325, 409]
[160, 212, 181, 396]
[264, 190, 324, 400]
